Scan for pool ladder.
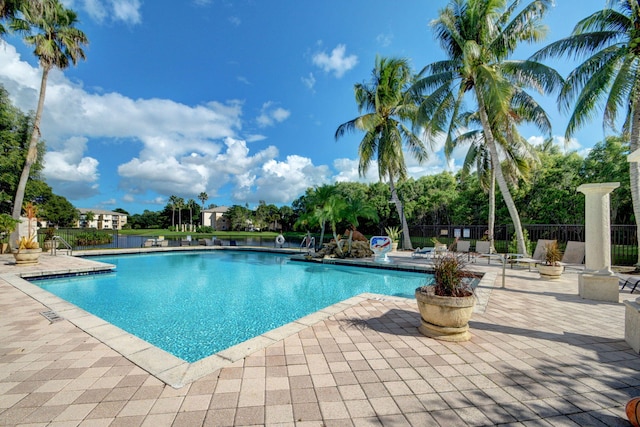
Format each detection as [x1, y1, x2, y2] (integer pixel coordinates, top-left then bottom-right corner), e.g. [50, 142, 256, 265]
[300, 236, 315, 252]
[51, 235, 73, 256]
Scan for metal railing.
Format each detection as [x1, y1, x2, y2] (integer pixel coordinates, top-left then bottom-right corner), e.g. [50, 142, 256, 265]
[409, 224, 638, 266]
[51, 235, 73, 256]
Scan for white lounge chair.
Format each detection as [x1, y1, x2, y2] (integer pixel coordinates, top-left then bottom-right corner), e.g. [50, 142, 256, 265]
[559, 241, 585, 271]
[516, 239, 557, 270]
[412, 247, 434, 258]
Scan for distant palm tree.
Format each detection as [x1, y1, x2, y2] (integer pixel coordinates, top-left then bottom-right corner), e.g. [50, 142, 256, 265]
[175, 197, 184, 231]
[414, 0, 561, 255]
[531, 0, 640, 265]
[198, 192, 208, 209]
[336, 56, 430, 250]
[84, 210, 94, 228]
[168, 195, 178, 229]
[10, 0, 88, 220]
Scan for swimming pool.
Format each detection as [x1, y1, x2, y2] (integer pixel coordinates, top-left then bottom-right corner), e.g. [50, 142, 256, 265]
[32, 251, 429, 362]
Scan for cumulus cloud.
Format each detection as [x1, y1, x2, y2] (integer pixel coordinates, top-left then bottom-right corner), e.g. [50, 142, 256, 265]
[0, 42, 335, 208]
[312, 44, 358, 78]
[65, 0, 142, 25]
[301, 72, 316, 92]
[256, 101, 291, 127]
[376, 33, 393, 47]
[234, 155, 331, 203]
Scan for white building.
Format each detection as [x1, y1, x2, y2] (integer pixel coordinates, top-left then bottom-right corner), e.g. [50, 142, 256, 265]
[77, 209, 128, 230]
[201, 206, 230, 230]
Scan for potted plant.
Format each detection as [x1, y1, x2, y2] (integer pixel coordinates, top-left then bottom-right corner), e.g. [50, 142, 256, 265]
[0, 214, 20, 254]
[538, 241, 563, 279]
[415, 251, 476, 341]
[13, 202, 42, 265]
[384, 226, 401, 251]
[43, 227, 58, 251]
[431, 237, 447, 254]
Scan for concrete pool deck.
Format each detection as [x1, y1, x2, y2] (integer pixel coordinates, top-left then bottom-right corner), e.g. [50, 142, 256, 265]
[0, 249, 639, 426]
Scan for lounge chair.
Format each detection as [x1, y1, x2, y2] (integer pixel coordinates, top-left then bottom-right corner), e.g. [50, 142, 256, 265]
[456, 240, 471, 259]
[559, 241, 585, 271]
[516, 239, 557, 270]
[473, 241, 504, 264]
[412, 247, 434, 258]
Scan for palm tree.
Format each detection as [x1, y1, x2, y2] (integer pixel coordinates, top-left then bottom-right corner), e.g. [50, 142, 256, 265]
[531, 0, 640, 266]
[341, 197, 379, 253]
[414, 0, 561, 255]
[168, 195, 178, 229]
[175, 197, 184, 231]
[451, 105, 544, 251]
[336, 56, 430, 250]
[186, 198, 196, 230]
[198, 192, 208, 210]
[10, 0, 88, 221]
[84, 210, 94, 228]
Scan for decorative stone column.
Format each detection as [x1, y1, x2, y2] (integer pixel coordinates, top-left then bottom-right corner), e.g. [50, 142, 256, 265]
[625, 149, 640, 352]
[576, 182, 620, 302]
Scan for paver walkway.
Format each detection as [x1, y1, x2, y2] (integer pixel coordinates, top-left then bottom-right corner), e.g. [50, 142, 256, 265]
[0, 251, 639, 426]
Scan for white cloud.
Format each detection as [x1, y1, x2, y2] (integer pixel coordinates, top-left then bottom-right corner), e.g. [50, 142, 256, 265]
[111, 0, 142, 25]
[64, 0, 142, 24]
[376, 33, 393, 47]
[301, 72, 316, 91]
[312, 44, 358, 78]
[256, 102, 291, 128]
[234, 155, 331, 203]
[228, 16, 241, 26]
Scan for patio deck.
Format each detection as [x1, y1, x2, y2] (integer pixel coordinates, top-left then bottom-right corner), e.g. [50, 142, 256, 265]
[0, 249, 639, 426]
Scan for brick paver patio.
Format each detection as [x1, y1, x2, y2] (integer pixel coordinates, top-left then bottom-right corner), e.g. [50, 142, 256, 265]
[0, 250, 639, 426]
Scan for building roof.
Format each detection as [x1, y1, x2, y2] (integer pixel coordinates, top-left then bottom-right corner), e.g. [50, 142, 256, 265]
[202, 206, 229, 213]
[78, 208, 127, 216]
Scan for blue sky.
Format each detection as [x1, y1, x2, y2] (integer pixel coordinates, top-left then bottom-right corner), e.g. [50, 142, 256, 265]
[0, 0, 609, 214]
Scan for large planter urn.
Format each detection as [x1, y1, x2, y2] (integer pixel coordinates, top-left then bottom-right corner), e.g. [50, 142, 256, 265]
[391, 242, 399, 252]
[538, 264, 563, 280]
[0, 242, 8, 254]
[43, 240, 59, 251]
[13, 248, 42, 265]
[415, 286, 476, 342]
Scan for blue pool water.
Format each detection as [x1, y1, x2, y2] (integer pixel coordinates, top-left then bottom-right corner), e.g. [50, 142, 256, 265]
[32, 251, 429, 362]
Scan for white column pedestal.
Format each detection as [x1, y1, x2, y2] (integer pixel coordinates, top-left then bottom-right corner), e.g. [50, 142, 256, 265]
[578, 273, 619, 303]
[625, 298, 640, 353]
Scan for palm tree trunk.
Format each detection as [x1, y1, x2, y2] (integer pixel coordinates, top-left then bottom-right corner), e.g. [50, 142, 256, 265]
[630, 103, 640, 267]
[11, 66, 50, 220]
[389, 177, 413, 250]
[488, 169, 496, 252]
[476, 92, 528, 256]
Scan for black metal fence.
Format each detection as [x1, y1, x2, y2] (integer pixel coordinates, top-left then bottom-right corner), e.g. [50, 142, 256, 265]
[43, 224, 639, 266]
[409, 224, 638, 266]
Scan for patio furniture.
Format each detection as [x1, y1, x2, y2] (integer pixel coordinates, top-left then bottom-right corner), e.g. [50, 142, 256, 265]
[515, 239, 556, 270]
[559, 241, 585, 271]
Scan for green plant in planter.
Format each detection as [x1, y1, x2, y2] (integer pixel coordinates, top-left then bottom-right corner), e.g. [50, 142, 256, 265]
[384, 226, 400, 242]
[428, 252, 475, 297]
[0, 214, 20, 243]
[544, 241, 562, 266]
[0, 214, 20, 253]
[44, 227, 56, 241]
[415, 252, 477, 341]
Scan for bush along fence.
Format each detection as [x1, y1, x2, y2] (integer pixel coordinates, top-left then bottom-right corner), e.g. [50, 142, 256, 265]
[409, 224, 637, 266]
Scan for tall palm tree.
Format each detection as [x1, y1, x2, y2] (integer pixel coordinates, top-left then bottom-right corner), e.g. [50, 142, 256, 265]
[10, 0, 88, 220]
[414, 0, 561, 255]
[175, 197, 184, 231]
[168, 195, 178, 229]
[336, 56, 430, 250]
[531, 0, 640, 266]
[451, 103, 544, 250]
[198, 192, 208, 210]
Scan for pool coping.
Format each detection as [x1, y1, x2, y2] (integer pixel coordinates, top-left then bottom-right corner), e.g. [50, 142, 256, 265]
[2, 249, 496, 388]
